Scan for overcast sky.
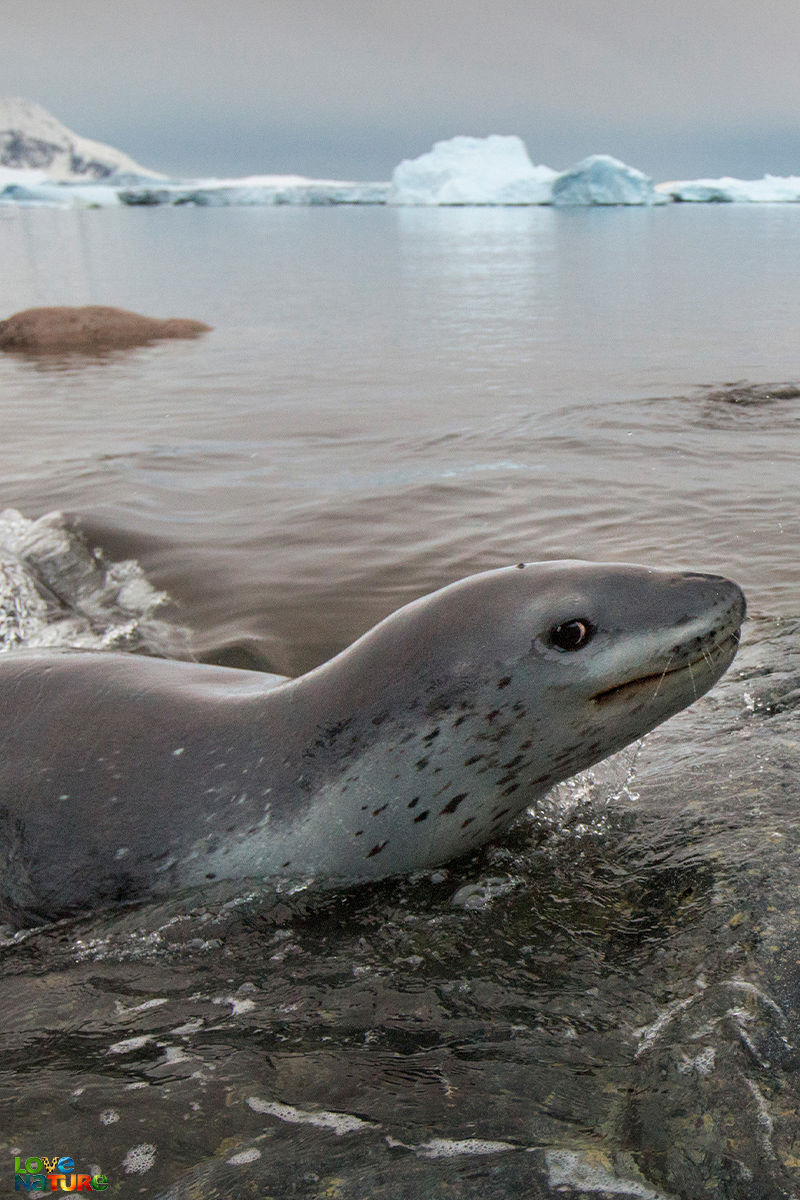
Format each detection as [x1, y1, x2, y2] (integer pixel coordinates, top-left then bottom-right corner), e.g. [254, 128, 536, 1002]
[3, 0, 800, 180]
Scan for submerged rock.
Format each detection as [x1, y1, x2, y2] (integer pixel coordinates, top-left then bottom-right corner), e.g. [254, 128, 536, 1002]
[0, 305, 211, 353]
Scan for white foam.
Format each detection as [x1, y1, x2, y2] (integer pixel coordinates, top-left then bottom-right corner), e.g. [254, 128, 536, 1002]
[107, 1034, 154, 1055]
[246, 1097, 376, 1135]
[414, 1137, 517, 1158]
[450, 876, 518, 909]
[213, 994, 256, 1016]
[0, 509, 188, 657]
[633, 988, 704, 1059]
[227, 1148, 262, 1165]
[114, 997, 169, 1017]
[546, 1150, 675, 1197]
[122, 1144, 156, 1175]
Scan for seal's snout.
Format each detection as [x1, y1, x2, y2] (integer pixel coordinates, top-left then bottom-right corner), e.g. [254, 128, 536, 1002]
[711, 577, 747, 635]
[590, 568, 745, 709]
[676, 571, 746, 629]
[678, 572, 746, 657]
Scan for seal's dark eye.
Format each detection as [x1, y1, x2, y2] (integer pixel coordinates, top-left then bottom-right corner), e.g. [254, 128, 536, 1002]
[550, 619, 595, 651]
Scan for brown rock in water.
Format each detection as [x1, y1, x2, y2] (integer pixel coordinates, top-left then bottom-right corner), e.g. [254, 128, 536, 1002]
[0, 305, 212, 353]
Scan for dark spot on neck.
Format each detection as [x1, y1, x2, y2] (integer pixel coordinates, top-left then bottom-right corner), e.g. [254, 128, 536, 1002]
[413, 810, 429, 823]
[497, 677, 511, 689]
[367, 841, 388, 857]
[408, 796, 420, 808]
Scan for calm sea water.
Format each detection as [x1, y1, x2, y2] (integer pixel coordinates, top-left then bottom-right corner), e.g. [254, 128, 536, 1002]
[0, 203, 797, 674]
[2, 205, 800, 1197]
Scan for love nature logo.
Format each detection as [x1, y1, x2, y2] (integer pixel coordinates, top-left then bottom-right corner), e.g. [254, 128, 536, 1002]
[12, 1156, 109, 1193]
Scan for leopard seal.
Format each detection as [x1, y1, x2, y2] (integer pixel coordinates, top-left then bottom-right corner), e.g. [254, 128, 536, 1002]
[0, 561, 744, 925]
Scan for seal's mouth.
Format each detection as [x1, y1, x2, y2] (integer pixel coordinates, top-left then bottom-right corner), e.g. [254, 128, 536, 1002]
[591, 628, 742, 705]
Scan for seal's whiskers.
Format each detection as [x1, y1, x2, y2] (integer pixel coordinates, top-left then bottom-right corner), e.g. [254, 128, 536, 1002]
[651, 653, 676, 699]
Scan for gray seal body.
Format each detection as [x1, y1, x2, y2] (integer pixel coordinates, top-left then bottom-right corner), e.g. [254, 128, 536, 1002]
[0, 561, 745, 924]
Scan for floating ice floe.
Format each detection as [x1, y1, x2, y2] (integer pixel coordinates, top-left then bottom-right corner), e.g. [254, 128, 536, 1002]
[0, 169, 389, 209]
[0, 178, 121, 207]
[656, 175, 800, 203]
[388, 134, 557, 205]
[116, 175, 390, 207]
[552, 154, 666, 206]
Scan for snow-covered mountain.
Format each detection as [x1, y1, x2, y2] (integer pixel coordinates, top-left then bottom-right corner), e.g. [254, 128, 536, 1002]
[0, 97, 159, 180]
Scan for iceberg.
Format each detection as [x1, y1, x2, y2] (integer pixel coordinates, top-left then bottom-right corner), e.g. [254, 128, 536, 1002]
[551, 155, 665, 206]
[656, 175, 800, 203]
[0, 176, 121, 207]
[117, 175, 390, 207]
[388, 135, 557, 205]
[5, 100, 800, 211]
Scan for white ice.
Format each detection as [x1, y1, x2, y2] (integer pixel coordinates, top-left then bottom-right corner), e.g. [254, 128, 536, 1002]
[552, 154, 665, 206]
[0, 173, 121, 208]
[5, 97, 800, 209]
[388, 135, 557, 205]
[116, 175, 390, 207]
[657, 174, 800, 203]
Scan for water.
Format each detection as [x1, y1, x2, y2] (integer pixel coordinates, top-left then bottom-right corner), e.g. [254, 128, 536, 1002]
[1, 204, 799, 1198]
[0, 203, 797, 673]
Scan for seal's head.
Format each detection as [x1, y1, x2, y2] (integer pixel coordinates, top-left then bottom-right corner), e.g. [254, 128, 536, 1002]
[302, 561, 745, 876]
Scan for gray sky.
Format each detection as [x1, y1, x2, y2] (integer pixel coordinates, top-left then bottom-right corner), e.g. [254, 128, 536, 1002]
[3, 0, 800, 180]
